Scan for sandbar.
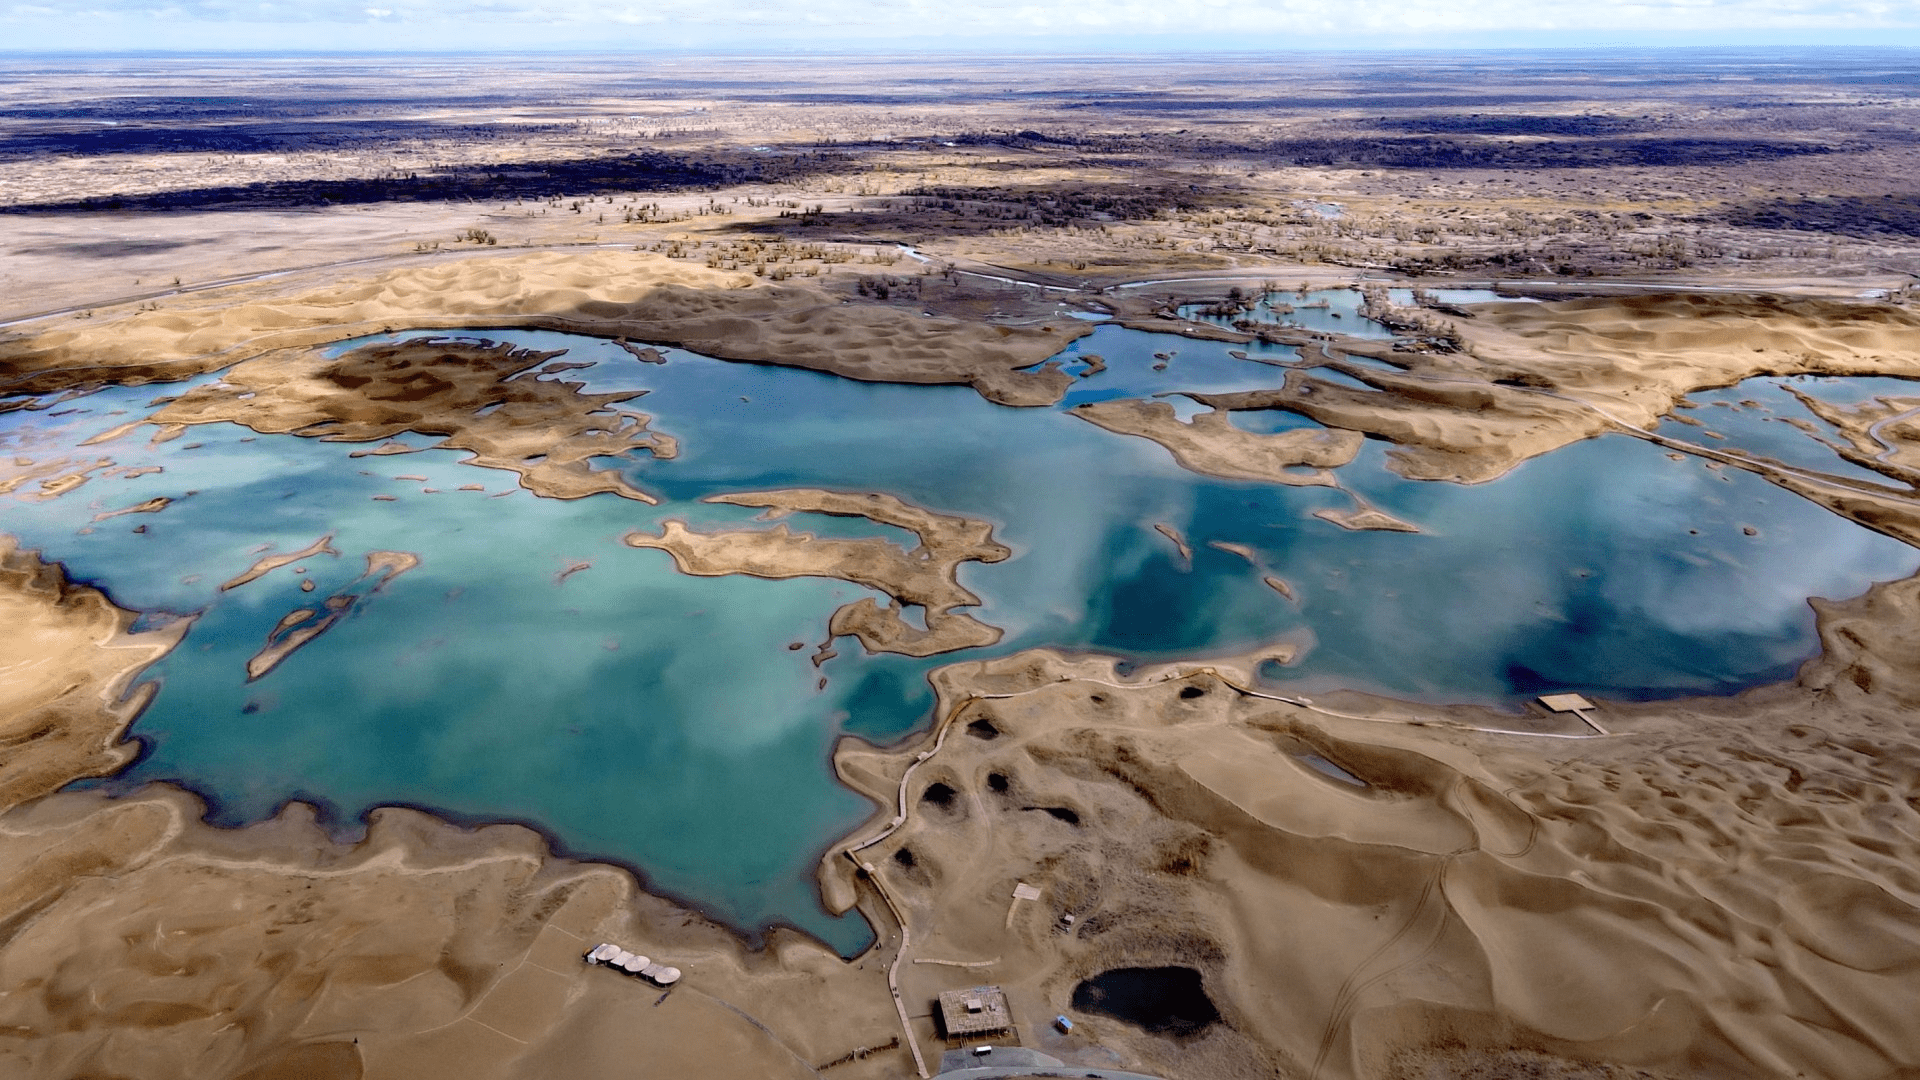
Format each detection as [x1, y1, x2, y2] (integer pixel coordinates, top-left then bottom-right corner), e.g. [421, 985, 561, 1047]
[222, 533, 340, 591]
[625, 489, 1010, 657]
[1070, 397, 1358, 487]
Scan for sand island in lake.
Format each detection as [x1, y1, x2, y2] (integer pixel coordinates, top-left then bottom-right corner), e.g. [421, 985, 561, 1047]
[7, 50, 1920, 1080]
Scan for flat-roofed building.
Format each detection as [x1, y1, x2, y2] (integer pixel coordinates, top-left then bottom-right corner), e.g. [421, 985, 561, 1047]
[937, 985, 1012, 1039]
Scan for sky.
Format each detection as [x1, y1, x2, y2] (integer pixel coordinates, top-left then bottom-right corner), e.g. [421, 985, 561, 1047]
[3, 0, 1919, 51]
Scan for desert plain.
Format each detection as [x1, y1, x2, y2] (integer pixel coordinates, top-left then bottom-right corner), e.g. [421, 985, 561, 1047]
[5, 48, 1920, 1080]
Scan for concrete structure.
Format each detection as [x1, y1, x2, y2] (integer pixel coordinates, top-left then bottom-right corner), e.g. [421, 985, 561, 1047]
[1538, 693, 1608, 734]
[937, 985, 1012, 1039]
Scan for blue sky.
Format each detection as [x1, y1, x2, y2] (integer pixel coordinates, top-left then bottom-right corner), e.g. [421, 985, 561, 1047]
[4, 0, 1919, 50]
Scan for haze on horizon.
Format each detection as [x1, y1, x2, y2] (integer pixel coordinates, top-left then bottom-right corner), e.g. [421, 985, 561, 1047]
[4, 0, 1920, 52]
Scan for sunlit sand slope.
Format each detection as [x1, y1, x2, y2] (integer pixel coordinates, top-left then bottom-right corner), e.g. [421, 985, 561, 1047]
[0, 250, 1086, 406]
[0, 536, 187, 812]
[824, 573, 1920, 1080]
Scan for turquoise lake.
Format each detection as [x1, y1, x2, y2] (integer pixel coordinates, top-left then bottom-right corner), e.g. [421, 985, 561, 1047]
[4, 300, 1917, 953]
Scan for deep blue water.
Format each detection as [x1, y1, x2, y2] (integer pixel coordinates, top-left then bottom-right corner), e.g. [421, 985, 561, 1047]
[3, 318, 1916, 954]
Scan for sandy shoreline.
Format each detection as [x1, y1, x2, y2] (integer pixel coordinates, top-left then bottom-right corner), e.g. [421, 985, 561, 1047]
[7, 248, 1920, 1079]
[9, 410, 1920, 1079]
[807, 568, 1920, 1080]
[13, 49, 1920, 1080]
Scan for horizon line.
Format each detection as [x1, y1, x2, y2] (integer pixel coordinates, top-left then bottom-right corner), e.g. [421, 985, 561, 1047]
[4, 42, 1920, 56]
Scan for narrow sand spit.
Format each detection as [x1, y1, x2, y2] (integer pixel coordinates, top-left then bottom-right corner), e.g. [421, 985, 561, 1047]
[88, 495, 172, 522]
[1152, 521, 1194, 563]
[1067, 398, 1422, 531]
[0, 250, 1089, 407]
[1113, 293, 1920, 549]
[221, 534, 340, 591]
[1206, 540, 1261, 565]
[151, 337, 678, 504]
[1781, 384, 1920, 482]
[1070, 398, 1357, 487]
[1310, 498, 1422, 534]
[625, 489, 1010, 657]
[0, 454, 116, 502]
[243, 551, 421, 681]
[1140, 293, 1920, 489]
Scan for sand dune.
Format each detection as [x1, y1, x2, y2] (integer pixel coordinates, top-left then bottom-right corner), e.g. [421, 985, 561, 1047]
[0, 249, 1087, 407]
[818, 570, 1920, 1080]
[8, 485, 1920, 1080]
[10, 283, 1920, 1080]
[0, 785, 896, 1080]
[0, 536, 189, 813]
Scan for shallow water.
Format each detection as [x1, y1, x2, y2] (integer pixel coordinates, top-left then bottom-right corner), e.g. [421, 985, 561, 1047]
[4, 326, 1916, 953]
[1176, 288, 1397, 340]
[1387, 287, 1542, 306]
[1662, 373, 1920, 485]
